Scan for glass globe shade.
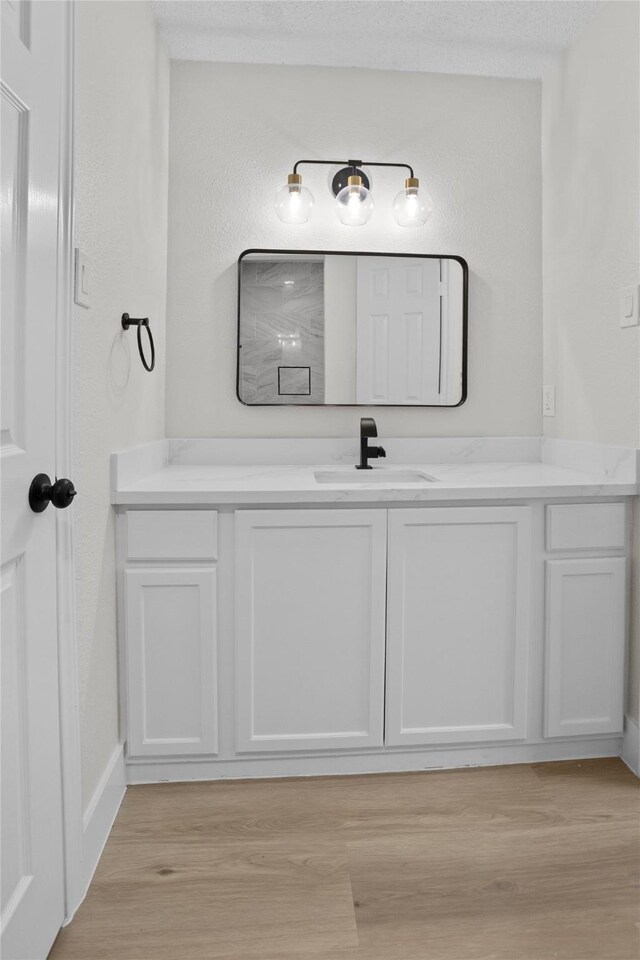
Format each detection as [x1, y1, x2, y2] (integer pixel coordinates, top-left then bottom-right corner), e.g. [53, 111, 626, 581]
[393, 184, 433, 227]
[335, 181, 374, 226]
[274, 181, 314, 224]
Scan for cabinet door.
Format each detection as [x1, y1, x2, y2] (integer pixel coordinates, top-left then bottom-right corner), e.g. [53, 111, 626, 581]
[545, 558, 625, 737]
[125, 568, 217, 756]
[236, 509, 387, 752]
[386, 507, 531, 746]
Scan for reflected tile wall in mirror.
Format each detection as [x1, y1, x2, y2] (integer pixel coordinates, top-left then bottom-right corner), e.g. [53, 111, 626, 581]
[240, 259, 325, 404]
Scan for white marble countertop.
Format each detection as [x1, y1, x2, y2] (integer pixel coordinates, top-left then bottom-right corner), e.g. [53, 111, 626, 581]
[112, 438, 638, 505]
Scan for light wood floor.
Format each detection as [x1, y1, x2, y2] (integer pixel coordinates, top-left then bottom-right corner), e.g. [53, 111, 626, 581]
[49, 759, 640, 960]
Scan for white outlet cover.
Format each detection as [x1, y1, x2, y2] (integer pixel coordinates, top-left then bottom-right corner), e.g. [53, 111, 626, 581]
[619, 284, 639, 328]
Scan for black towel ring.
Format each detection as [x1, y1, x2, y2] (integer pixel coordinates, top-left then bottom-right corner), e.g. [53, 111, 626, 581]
[121, 313, 155, 372]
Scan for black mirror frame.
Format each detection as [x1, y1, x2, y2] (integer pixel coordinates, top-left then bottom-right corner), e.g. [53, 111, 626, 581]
[236, 248, 468, 408]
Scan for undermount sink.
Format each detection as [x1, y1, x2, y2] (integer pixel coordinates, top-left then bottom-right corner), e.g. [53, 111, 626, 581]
[314, 469, 438, 484]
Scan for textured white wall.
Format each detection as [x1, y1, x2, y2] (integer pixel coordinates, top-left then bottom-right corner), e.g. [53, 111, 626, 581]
[166, 61, 542, 438]
[541, 1, 640, 718]
[73, 0, 169, 807]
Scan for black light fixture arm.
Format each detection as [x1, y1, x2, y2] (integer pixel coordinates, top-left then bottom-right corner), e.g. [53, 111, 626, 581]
[292, 159, 415, 178]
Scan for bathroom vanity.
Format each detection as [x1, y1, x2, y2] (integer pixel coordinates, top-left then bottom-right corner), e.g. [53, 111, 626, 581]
[112, 437, 637, 783]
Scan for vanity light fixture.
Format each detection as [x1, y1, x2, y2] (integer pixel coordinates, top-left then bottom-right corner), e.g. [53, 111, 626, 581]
[274, 159, 432, 227]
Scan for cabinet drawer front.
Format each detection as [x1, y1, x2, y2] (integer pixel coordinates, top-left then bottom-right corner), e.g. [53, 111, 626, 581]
[546, 503, 626, 552]
[126, 510, 217, 560]
[544, 558, 625, 737]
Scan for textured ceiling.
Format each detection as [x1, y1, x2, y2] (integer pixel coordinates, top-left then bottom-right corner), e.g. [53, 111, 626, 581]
[151, 0, 602, 79]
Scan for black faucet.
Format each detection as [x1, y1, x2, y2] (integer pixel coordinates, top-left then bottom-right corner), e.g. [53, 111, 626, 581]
[356, 417, 386, 470]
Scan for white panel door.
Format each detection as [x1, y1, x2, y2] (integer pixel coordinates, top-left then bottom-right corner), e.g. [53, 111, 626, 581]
[236, 509, 387, 752]
[1, 3, 67, 957]
[386, 507, 532, 746]
[125, 568, 218, 756]
[356, 257, 441, 404]
[545, 558, 625, 737]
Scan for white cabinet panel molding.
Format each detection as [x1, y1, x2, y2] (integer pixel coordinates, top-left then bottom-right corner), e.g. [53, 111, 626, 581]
[235, 509, 387, 752]
[545, 558, 625, 737]
[125, 568, 218, 756]
[386, 507, 532, 746]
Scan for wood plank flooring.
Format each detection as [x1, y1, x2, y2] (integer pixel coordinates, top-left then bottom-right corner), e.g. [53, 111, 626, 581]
[49, 759, 640, 960]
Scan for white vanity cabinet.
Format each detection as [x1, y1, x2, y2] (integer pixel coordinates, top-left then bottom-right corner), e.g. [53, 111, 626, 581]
[385, 506, 532, 746]
[116, 496, 630, 778]
[235, 509, 387, 752]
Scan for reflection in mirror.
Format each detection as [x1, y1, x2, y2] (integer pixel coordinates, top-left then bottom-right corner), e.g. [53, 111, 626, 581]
[237, 251, 467, 406]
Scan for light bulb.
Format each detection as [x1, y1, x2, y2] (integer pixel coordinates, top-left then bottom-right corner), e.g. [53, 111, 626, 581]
[393, 177, 433, 227]
[335, 175, 374, 226]
[274, 173, 314, 224]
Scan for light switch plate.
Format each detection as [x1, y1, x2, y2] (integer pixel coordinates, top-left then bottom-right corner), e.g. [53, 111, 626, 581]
[74, 248, 90, 308]
[543, 385, 555, 417]
[619, 284, 639, 328]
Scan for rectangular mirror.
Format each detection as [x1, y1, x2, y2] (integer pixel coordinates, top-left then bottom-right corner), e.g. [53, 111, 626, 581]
[237, 249, 467, 406]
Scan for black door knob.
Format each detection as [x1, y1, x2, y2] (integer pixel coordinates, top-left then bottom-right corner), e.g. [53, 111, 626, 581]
[29, 474, 77, 513]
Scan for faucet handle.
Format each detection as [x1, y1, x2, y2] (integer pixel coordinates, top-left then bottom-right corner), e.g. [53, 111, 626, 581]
[368, 445, 385, 460]
[360, 417, 378, 438]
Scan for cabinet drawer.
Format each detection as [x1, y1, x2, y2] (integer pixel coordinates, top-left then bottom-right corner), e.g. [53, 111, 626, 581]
[126, 510, 217, 560]
[545, 503, 626, 552]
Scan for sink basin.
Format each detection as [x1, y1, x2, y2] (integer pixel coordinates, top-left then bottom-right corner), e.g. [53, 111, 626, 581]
[314, 469, 438, 484]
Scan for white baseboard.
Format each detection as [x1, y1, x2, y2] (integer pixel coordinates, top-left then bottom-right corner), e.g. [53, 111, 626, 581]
[622, 716, 640, 777]
[71, 743, 126, 919]
[126, 736, 623, 784]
